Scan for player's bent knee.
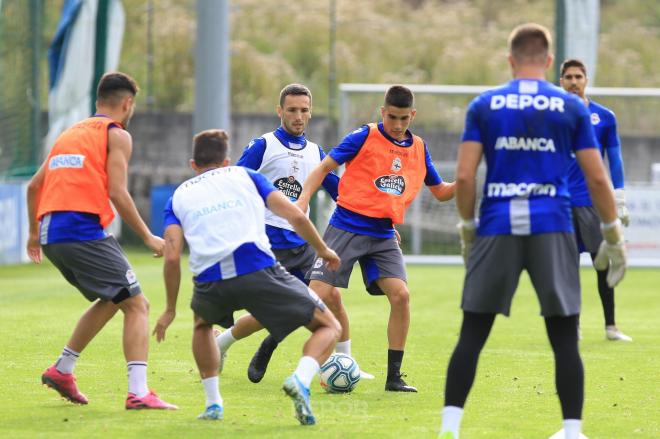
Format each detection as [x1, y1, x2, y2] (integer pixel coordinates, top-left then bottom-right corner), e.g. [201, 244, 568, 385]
[327, 314, 342, 340]
[118, 293, 149, 315]
[317, 288, 343, 311]
[309, 307, 341, 339]
[388, 288, 410, 308]
[193, 315, 212, 331]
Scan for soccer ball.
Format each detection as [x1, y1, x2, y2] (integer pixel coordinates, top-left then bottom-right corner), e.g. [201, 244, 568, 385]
[319, 353, 360, 393]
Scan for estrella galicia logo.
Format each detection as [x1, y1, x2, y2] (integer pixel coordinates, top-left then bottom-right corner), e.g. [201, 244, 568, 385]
[274, 176, 303, 201]
[374, 175, 406, 195]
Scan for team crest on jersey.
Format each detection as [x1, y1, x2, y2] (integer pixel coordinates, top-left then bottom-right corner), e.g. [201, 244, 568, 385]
[289, 159, 300, 176]
[125, 269, 137, 285]
[591, 112, 600, 125]
[391, 157, 402, 172]
[374, 175, 406, 196]
[274, 176, 303, 201]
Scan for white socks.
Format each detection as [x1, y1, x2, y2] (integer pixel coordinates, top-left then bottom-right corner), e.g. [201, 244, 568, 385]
[55, 346, 79, 374]
[336, 339, 351, 356]
[293, 356, 320, 389]
[216, 327, 237, 353]
[127, 361, 149, 397]
[563, 419, 582, 439]
[440, 406, 464, 438]
[202, 376, 223, 408]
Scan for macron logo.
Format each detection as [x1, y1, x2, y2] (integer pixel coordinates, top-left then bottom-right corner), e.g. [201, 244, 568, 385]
[487, 182, 557, 198]
[49, 154, 85, 169]
[490, 94, 564, 112]
[495, 136, 556, 153]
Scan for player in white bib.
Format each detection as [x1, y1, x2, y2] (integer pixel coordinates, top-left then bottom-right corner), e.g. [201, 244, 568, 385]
[214, 84, 374, 382]
[153, 129, 341, 425]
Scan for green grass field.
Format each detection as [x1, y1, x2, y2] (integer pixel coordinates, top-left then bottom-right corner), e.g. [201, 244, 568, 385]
[1, 251, 658, 438]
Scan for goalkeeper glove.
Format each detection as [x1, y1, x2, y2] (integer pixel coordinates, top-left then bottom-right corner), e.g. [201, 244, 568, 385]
[457, 219, 477, 266]
[614, 188, 630, 227]
[594, 219, 627, 287]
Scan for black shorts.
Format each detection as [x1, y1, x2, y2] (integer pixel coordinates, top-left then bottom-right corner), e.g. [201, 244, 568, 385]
[272, 244, 316, 282]
[42, 236, 142, 303]
[572, 206, 603, 253]
[191, 263, 326, 342]
[307, 225, 407, 295]
[462, 233, 580, 317]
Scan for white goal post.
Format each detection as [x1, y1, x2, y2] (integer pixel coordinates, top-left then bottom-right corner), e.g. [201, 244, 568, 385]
[335, 83, 660, 267]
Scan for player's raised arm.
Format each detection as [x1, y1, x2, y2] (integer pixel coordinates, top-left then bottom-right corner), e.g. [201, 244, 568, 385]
[428, 181, 456, 201]
[267, 190, 340, 271]
[153, 223, 185, 342]
[107, 128, 165, 257]
[297, 155, 339, 213]
[424, 143, 456, 202]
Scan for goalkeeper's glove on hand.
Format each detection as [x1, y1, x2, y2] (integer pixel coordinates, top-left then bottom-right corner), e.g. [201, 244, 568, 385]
[594, 218, 627, 288]
[457, 219, 477, 266]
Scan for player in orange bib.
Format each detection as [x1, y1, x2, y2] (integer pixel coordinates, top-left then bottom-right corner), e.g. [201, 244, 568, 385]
[26, 72, 176, 410]
[297, 85, 456, 392]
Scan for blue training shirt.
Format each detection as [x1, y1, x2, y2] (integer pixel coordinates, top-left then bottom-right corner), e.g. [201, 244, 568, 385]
[237, 126, 339, 249]
[462, 79, 597, 236]
[567, 100, 624, 207]
[328, 122, 443, 238]
[163, 167, 278, 282]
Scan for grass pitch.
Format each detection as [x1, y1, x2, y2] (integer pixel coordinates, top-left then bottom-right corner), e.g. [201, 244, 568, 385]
[0, 250, 658, 438]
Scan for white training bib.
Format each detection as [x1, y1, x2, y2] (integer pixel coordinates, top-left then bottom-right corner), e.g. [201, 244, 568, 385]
[258, 131, 322, 231]
[172, 166, 274, 276]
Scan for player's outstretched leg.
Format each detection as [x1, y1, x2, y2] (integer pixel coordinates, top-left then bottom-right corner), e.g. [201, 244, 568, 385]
[378, 278, 417, 392]
[283, 306, 340, 425]
[42, 299, 119, 404]
[194, 315, 223, 419]
[215, 314, 264, 374]
[120, 294, 177, 410]
[439, 311, 496, 438]
[248, 334, 279, 383]
[306, 280, 377, 377]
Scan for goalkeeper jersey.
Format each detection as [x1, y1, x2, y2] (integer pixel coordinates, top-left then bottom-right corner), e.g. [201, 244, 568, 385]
[566, 100, 624, 207]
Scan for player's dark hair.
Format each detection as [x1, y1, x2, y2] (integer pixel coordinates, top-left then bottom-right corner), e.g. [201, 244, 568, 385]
[384, 85, 414, 108]
[508, 23, 552, 64]
[193, 129, 230, 167]
[96, 72, 139, 105]
[279, 83, 312, 107]
[560, 58, 587, 78]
